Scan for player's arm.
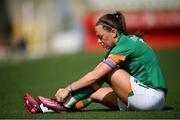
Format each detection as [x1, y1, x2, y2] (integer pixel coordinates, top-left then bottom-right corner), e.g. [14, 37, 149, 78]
[68, 54, 126, 91]
[68, 62, 112, 90]
[55, 54, 126, 102]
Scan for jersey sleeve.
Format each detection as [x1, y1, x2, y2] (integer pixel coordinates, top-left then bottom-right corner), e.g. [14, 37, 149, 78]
[102, 54, 126, 69]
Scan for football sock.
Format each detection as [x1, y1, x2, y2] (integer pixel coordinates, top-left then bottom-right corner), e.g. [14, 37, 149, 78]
[73, 98, 93, 110]
[63, 78, 105, 108]
[39, 98, 93, 112]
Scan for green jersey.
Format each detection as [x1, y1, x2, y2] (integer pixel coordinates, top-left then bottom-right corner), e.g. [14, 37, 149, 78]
[105, 33, 167, 92]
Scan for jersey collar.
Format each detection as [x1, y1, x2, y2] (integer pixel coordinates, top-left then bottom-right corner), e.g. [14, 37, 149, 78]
[116, 33, 125, 44]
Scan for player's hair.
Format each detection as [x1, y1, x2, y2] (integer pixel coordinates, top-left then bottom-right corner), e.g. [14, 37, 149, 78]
[96, 11, 127, 34]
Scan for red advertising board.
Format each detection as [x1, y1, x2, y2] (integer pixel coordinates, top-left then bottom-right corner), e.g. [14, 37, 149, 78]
[83, 12, 180, 51]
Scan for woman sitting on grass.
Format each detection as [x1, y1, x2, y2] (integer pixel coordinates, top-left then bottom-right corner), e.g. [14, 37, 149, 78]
[24, 11, 167, 113]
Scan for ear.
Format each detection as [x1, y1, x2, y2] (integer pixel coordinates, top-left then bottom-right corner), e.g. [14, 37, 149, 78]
[111, 28, 118, 38]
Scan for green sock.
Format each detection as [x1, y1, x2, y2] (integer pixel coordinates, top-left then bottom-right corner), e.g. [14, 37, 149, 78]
[72, 98, 93, 110]
[63, 78, 105, 108]
[72, 78, 105, 101]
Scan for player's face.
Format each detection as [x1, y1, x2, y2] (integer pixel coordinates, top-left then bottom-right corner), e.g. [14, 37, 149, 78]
[95, 25, 117, 50]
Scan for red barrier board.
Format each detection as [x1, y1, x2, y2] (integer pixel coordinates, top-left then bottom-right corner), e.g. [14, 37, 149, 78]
[83, 12, 180, 51]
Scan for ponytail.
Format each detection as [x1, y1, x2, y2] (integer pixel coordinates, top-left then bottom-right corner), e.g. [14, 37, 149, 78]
[96, 11, 127, 34]
[113, 11, 127, 34]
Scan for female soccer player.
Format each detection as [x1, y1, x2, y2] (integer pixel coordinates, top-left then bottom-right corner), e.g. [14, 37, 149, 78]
[24, 11, 167, 113]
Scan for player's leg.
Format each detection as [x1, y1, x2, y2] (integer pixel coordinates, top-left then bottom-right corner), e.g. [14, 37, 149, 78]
[70, 69, 130, 111]
[24, 92, 93, 113]
[55, 69, 130, 111]
[62, 78, 106, 109]
[24, 69, 130, 113]
[24, 92, 89, 113]
[107, 69, 166, 111]
[71, 97, 93, 110]
[31, 79, 105, 113]
[88, 68, 132, 111]
[91, 68, 138, 111]
[63, 69, 130, 110]
[38, 95, 94, 112]
[24, 79, 105, 113]
[107, 69, 131, 104]
[24, 90, 120, 113]
[66, 87, 120, 111]
[90, 87, 119, 110]
[38, 87, 122, 112]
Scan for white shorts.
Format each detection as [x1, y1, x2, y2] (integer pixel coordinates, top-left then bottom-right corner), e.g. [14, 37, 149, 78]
[117, 76, 165, 111]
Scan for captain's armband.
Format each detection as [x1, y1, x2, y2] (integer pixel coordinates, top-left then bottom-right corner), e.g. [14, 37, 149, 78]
[103, 59, 118, 69]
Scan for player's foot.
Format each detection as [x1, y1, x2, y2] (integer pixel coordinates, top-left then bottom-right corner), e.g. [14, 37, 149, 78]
[37, 96, 67, 112]
[24, 93, 42, 113]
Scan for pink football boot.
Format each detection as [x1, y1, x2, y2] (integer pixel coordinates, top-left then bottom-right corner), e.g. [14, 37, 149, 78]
[37, 96, 67, 112]
[24, 93, 42, 113]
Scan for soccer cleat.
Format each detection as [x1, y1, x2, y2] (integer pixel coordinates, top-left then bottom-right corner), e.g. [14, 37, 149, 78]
[24, 93, 42, 113]
[37, 96, 67, 112]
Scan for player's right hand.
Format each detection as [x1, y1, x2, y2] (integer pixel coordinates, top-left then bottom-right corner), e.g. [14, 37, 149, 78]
[55, 88, 70, 102]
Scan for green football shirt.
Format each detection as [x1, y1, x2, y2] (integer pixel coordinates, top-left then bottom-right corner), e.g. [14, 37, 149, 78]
[105, 33, 167, 92]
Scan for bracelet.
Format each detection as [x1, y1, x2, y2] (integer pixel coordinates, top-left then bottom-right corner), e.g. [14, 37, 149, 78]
[68, 84, 73, 92]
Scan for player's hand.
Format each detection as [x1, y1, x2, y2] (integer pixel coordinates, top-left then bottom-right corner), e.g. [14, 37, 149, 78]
[55, 88, 70, 102]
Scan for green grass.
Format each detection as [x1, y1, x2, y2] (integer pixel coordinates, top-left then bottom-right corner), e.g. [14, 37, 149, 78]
[0, 49, 180, 119]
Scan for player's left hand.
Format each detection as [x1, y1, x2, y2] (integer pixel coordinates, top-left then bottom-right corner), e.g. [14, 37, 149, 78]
[55, 88, 70, 102]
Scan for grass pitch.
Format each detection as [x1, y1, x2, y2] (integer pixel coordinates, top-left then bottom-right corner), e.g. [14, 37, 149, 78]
[0, 48, 180, 119]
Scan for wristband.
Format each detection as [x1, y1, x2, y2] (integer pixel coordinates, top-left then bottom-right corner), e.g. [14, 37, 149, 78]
[68, 85, 73, 92]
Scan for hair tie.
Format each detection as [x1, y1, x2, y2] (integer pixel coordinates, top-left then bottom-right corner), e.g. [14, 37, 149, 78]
[113, 12, 119, 18]
[115, 14, 119, 18]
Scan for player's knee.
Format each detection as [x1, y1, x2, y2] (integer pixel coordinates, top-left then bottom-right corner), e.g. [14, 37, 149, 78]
[108, 69, 129, 82]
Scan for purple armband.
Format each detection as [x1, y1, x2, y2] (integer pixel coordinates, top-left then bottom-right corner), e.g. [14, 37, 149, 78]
[103, 59, 118, 69]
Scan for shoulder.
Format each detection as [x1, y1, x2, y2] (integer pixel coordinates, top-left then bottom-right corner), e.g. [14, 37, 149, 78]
[112, 34, 137, 52]
[108, 34, 146, 56]
[116, 34, 143, 47]
[123, 34, 144, 43]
